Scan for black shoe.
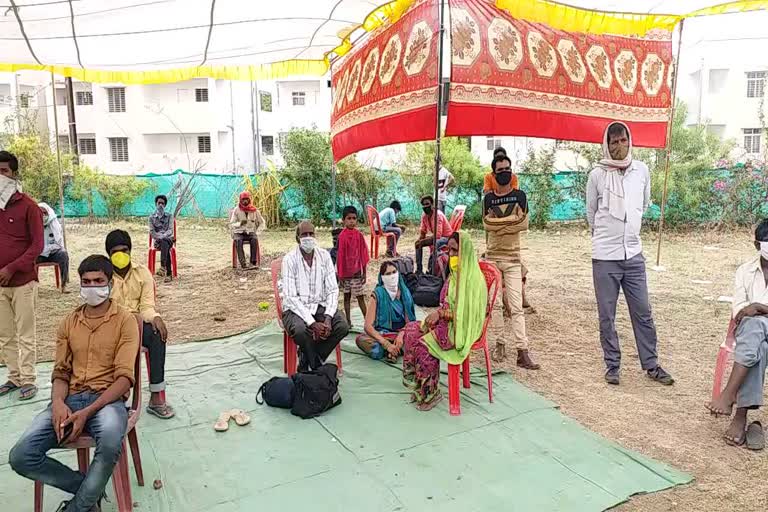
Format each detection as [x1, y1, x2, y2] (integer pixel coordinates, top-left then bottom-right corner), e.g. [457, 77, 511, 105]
[605, 369, 620, 385]
[56, 501, 70, 512]
[647, 366, 674, 386]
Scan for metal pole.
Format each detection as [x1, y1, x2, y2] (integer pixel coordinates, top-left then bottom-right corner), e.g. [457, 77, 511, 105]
[51, 73, 67, 250]
[249, 80, 259, 173]
[229, 81, 236, 171]
[655, 18, 685, 267]
[432, 0, 446, 257]
[254, 80, 262, 173]
[331, 161, 337, 228]
[64, 77, 79, 165]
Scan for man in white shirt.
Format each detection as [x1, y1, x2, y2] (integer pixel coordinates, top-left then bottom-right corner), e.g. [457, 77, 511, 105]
[280, 221, 349, 371]
[437, 166, 453, 213]
[707, 219, 768, 448]
[586, 121, 673, 386]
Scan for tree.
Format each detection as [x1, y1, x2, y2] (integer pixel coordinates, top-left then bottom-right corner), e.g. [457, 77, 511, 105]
[97, 175, 151, 218]
[6, 133, 74, 206]
[280, 127, 334, 224]
[518, 144, 561, 228]
[336, 156, 388, 219]
[400, 137, 485, 202]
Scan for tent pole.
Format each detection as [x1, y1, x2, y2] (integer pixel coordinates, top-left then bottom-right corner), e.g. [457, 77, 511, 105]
[432, 0, 446, 258]
[50, 72, 67, 250]
[655, 18, 685, 267]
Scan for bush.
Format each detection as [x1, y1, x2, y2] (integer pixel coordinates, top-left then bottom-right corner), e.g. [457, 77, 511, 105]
[518, 145, 561, 228]
[97, 175, 151, 218]
[336, 157, 388, 221]
[280, 128, 334, 224]
[7, 134, 75, 206]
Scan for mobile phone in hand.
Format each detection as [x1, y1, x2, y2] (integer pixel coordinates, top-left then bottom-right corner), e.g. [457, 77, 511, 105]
[61, 423, 74, 443]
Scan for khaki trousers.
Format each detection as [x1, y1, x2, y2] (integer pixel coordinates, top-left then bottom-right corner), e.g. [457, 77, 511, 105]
[0, 282, 38, 386]
[489, 260, 528, 351]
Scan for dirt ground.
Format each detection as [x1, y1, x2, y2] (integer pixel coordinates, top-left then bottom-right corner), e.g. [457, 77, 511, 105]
[15, 219, 768, 510]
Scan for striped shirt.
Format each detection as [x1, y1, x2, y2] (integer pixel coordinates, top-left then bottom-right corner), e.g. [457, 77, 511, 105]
[279, 246, 339, 326]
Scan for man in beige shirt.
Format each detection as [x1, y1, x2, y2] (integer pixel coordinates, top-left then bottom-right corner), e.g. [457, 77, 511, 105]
[105, 229, 174, 419]
[10, 254, 139, 512]
[707, 219, 768, 449]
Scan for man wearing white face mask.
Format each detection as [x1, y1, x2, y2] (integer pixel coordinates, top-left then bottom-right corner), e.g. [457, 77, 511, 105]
[587, 121, 673, 387]
[279, 220, 349, 371]
[0, 150, 44, 401]
[707, 219, 768, 449]
[10, 255, 139, 512]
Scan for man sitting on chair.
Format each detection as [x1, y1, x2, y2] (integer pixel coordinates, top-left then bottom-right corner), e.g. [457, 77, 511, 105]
[9, 255, 139, 512]
[707, 219, 768, 449]
[105, 229, 174, 419]
[280, 220, 349, 371]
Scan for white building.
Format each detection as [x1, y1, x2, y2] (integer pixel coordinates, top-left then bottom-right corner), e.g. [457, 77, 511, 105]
[677, 11, 768, 162]
[0, 71, 50, 138]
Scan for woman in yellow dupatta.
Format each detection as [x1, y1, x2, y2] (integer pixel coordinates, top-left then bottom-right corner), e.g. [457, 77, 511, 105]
[400, 232, 487, 411]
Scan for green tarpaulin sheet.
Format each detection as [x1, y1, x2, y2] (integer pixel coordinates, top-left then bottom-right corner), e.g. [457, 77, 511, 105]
[0, 315, 691, 511]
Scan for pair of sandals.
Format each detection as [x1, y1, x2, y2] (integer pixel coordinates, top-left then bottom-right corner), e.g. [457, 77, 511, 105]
[727, 421, 765, 451]
[0, 381, 37, 401]
[214, 409, 251, 432]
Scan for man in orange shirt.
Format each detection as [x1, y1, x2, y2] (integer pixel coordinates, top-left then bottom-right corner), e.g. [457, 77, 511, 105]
[414, 196, 453, 275]
[10, 255, 139, 512]
[483, 147, 519, 194]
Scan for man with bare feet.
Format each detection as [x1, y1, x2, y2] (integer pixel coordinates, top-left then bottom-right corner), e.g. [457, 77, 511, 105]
[707, 219, 768, 449]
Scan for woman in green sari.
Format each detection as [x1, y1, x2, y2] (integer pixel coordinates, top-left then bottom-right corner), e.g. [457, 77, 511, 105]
[401, 232, 487, 410]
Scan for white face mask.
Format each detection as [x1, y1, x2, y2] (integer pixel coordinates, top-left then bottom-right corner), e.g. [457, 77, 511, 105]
[382, 272, 399, 299]
[80, 285, 111, 307]
[300, 236, 316, 254]
[0, 174, 20, 210]
[760, 241, 768, 260]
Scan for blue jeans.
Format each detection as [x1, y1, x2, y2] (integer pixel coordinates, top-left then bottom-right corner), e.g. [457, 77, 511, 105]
[415, 237, 448, 274]
[9, 392, 128, 512]
[383, 225, 402, 253]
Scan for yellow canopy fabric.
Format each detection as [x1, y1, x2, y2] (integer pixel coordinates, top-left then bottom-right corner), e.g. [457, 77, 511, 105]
[0, 0, 765, 84]
[495, 0, 768, 36]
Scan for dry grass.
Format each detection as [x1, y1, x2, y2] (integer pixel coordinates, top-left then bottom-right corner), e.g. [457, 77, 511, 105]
[14, 219, 768, 510]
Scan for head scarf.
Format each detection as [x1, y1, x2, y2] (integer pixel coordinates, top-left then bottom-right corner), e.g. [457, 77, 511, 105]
[38, 202, 57, 225]
[0, 174, 20, 210]
[423, 232, 487, 365]
[597, 121, 633, 221]
[373, 272, 416, 332]
[238, 191, 258, 212]
[38, 202, 64, 256]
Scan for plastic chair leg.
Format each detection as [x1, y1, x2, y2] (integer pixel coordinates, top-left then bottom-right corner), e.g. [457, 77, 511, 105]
[448, 364, 461, 416]
[147, 249, 156, 275]
[33, 481, 43, 512]
[712, 346, 731, 401]
[284, 333, 298, 376]
[171, 248, 178, 278]
[127, 429, 145, 486]
[111, 443, 132, 512]
[484, 344, 494, 403]
[461, 358, 471, 389]
[77, 448, 90, 472]
[335, 345, 343, 377]
[54, 265, 61, 290]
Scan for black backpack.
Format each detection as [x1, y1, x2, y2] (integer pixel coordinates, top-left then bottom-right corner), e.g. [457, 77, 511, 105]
[410, 274, 444, 307]
[390, 256, 414, 276]
[290, 364, 342, 419]
[256, 376, 295, 408]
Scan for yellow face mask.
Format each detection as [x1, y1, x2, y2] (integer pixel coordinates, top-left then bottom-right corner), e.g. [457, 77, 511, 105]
[110, 251, 131, 270]
[449, 255, 459, 272]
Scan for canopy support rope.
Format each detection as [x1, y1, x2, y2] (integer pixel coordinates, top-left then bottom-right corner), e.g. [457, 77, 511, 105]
[67, 0, 84, 68]
[8, 0, 43, 65]
[199, 0, 217, 66]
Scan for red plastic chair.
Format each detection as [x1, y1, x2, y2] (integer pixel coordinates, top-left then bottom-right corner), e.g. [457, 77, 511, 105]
[711, 318, 738, 401]
[447, 261, 501, 416]
[148, 219, 178, 278]
[34, 316, 145, 512]
[36, 262, 62, 292]
[365, 205, 396, 259]
[140, 282, 166, 402]
[449, 205, 466, 233]
[270, 258, 342, 376]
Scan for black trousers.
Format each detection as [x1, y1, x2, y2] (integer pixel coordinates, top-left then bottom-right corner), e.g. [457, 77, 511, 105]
[234, 233, 259, 267]
[282, 309, 349, 371]
[154, 238, 173, 275]
[142, 322, 167, 392]
[36, 250, 70, 285]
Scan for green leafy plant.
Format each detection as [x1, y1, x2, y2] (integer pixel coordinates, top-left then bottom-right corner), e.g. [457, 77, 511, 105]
[97, 175, 151, 218]
[280, 127, 334, 224]
[518, 144, 561, 228]
[7, 134, 74, 206]
[336, 156, 388, 220]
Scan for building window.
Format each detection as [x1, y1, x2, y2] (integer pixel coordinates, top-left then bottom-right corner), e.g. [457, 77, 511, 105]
[107, 87, 126, 112]
[76, 91, 93, 106]
[486, 137, 502, 151]
[260, 91, 272, 112]
[195, 88, 209, 102]
[708, 69, 728, 94]
[109, 137, 129, 162]
[744, 128, 762, 154]
[57, 136, 71, 153]
[78, 138, 96, 155]
[746, 71, 765, 98]
[261, 135, 274, 156]
[197, 135, 211, 153]
[292, 91, 306, 106]
[18, 94, 30, 108]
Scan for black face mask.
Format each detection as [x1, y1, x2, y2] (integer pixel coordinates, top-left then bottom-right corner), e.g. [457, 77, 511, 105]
[495, 171, 513, 186]
[422, 206, 433, 215]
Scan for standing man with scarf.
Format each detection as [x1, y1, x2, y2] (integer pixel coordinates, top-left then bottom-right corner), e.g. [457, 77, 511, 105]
[587, 122, 674, 386]
[0, 151, 44, 400]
